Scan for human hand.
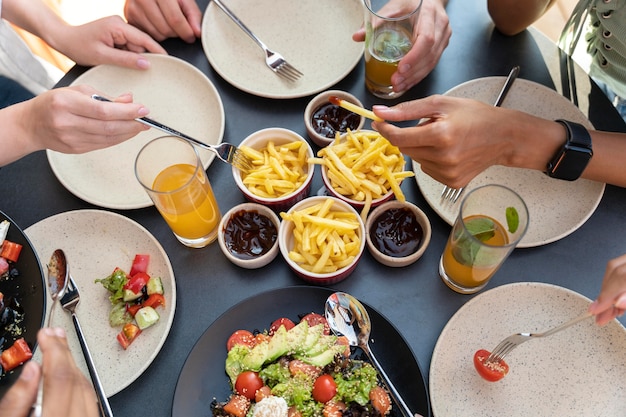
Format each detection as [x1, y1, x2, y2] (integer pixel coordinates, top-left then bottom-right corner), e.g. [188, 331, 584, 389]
[589, 254, 626, 326]
[353, 0, 451, 93]
[55, 15, 167, 70]
[371, 95, 516, 188]
[2, 85, 150, 165]
[0, 328, 99, 417]
[124, 0, 203, 43]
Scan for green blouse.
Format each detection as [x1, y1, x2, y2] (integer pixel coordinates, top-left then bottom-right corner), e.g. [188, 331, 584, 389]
[561, 0, 626, 98]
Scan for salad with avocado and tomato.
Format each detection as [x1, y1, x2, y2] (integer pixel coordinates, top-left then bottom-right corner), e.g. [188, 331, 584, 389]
[212, 313, 392, 417]
[94, 254, 166, 350]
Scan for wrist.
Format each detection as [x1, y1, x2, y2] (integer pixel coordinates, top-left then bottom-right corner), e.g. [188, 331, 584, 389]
[501, 111, 563, 171]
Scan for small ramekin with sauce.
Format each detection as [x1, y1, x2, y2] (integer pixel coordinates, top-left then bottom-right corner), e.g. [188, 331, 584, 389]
[304, 90, 365, 147]
[218, 203, 280, 269]
[365, 201, 431, 267]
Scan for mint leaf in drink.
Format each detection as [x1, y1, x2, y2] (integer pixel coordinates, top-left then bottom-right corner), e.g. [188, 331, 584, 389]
[506, 207, 519, 233]
[451, 217, 496, 266]
[465, 217, 495, 242]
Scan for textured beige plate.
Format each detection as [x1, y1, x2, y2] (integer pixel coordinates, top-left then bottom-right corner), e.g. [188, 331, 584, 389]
[26, 210, 176, 397]
[48, 54, 225, 209]
[430, 282, 626, 417]
[413, 77, 605, 247]
[202, 0, 364, 99]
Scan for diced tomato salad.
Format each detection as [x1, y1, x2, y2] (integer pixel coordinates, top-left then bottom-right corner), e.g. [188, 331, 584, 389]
[1, 220, 34, 376]
[94, 254, 166, 350]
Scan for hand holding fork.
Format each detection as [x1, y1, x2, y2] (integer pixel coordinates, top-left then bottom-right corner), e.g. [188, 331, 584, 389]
[441, 66, 520, 203]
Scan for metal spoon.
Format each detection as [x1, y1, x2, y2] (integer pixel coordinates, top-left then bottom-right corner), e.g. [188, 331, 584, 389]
[32, 249, 69, 417]
[325, 292, 415, 417]
[46, 249, 69, 326]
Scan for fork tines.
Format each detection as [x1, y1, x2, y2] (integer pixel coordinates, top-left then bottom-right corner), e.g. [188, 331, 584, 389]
[276, 61, 303, 82]
[441, 185, 464, 203]
[486, 340, 516, 363]
[232, 149, 255, 173]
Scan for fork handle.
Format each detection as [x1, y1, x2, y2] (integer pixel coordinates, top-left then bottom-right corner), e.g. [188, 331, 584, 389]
[212, 0, 267, 50]
[71, 312, 114, 417]
[538, 311, 593, 338]
[91, 94, 214, 154]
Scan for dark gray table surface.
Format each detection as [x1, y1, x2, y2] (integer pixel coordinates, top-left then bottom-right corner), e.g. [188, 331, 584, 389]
[2, 0, 626, 415]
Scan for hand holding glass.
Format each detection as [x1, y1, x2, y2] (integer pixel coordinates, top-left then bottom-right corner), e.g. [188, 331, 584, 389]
[439, 184, 529, 294]
[135, 136, 221, 248]
[363, 0, 422, 99]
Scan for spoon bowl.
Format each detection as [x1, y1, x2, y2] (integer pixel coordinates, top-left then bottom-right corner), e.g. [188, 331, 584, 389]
[325, 292, 414, 417]
[46, 249, 69, 326]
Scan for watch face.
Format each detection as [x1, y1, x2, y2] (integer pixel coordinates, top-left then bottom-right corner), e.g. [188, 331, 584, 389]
[549, 145, 593, 181]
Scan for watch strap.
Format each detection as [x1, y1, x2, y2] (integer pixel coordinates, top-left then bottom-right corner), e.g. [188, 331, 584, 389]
[555, 119, 592, 149]
[546, 119, 593, 180]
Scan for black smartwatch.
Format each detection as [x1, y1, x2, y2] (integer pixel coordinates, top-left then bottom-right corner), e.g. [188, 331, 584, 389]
[546, 119, 593, 181]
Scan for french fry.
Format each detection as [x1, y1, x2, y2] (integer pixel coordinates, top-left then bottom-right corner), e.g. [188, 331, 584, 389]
[281, 198, 362, 274]
[240, 141, 309, 198]
[309, 130, 415, 219]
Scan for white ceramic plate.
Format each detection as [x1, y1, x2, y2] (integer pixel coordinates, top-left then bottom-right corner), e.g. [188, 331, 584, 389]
[49, 54, 225, 209]
[25, 209, 176, 397]
[430, 282, 626, 417]
[202, 0, 364, 99]
[413, 77, 605, 247]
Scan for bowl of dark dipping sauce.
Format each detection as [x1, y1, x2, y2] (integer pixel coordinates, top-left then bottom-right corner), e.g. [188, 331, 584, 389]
[304, 90, 365, 147]
[365, 201, 431, 267]
[218, 203, 280, 269]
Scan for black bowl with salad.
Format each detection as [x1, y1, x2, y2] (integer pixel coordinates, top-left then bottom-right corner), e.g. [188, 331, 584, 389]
[0, 211, 46, 398]
[172, 286, 431, 417]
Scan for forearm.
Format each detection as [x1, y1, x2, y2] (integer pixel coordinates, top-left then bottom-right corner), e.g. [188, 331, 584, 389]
[504, 111, 626, 187]
[2, 0, 68, 50]
[0, 102, 39, 167]
[487, 0, 556, 35]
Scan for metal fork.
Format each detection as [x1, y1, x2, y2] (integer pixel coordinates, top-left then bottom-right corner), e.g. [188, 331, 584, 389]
[212, 0, 303, 82]
[486, 310, 593, 364]
[441, 65, 521, 203]
[61, 276, 114, 417]
[91, 95, 254, 172]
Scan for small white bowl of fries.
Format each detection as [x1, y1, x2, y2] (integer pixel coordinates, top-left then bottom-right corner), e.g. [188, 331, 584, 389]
[311, 130, 415, 220]
[233, 128, 315, 212]
[278, 196, 365, 285]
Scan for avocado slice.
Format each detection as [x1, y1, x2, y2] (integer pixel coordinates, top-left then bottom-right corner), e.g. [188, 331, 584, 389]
[300, 323, 323, 353]
[242, 341, 269, 371]
[299, 344, 345, 368]
[266, 325, 288, 361]
[285, 320, 309, 354]
[304, 333, 336, 357]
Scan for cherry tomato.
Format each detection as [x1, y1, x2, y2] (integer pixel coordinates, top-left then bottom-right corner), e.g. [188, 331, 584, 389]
[473, 349, 509, 382]
[300, 313, 331, 335]
[227, 330, 257, 351]
[235, 371, 264, 401]
[312, 374, 337, 403]
[269, 317, 296, 335]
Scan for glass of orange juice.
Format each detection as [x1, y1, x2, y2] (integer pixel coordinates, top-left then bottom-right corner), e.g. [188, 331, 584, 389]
[135, 136, 221, 248]
[439, 184, 529, 294]
[363, 0, 422, 99]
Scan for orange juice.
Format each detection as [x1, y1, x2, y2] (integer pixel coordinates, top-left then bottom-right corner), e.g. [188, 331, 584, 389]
[441, 214, 509, 290]
[152, 163, 220, 240]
